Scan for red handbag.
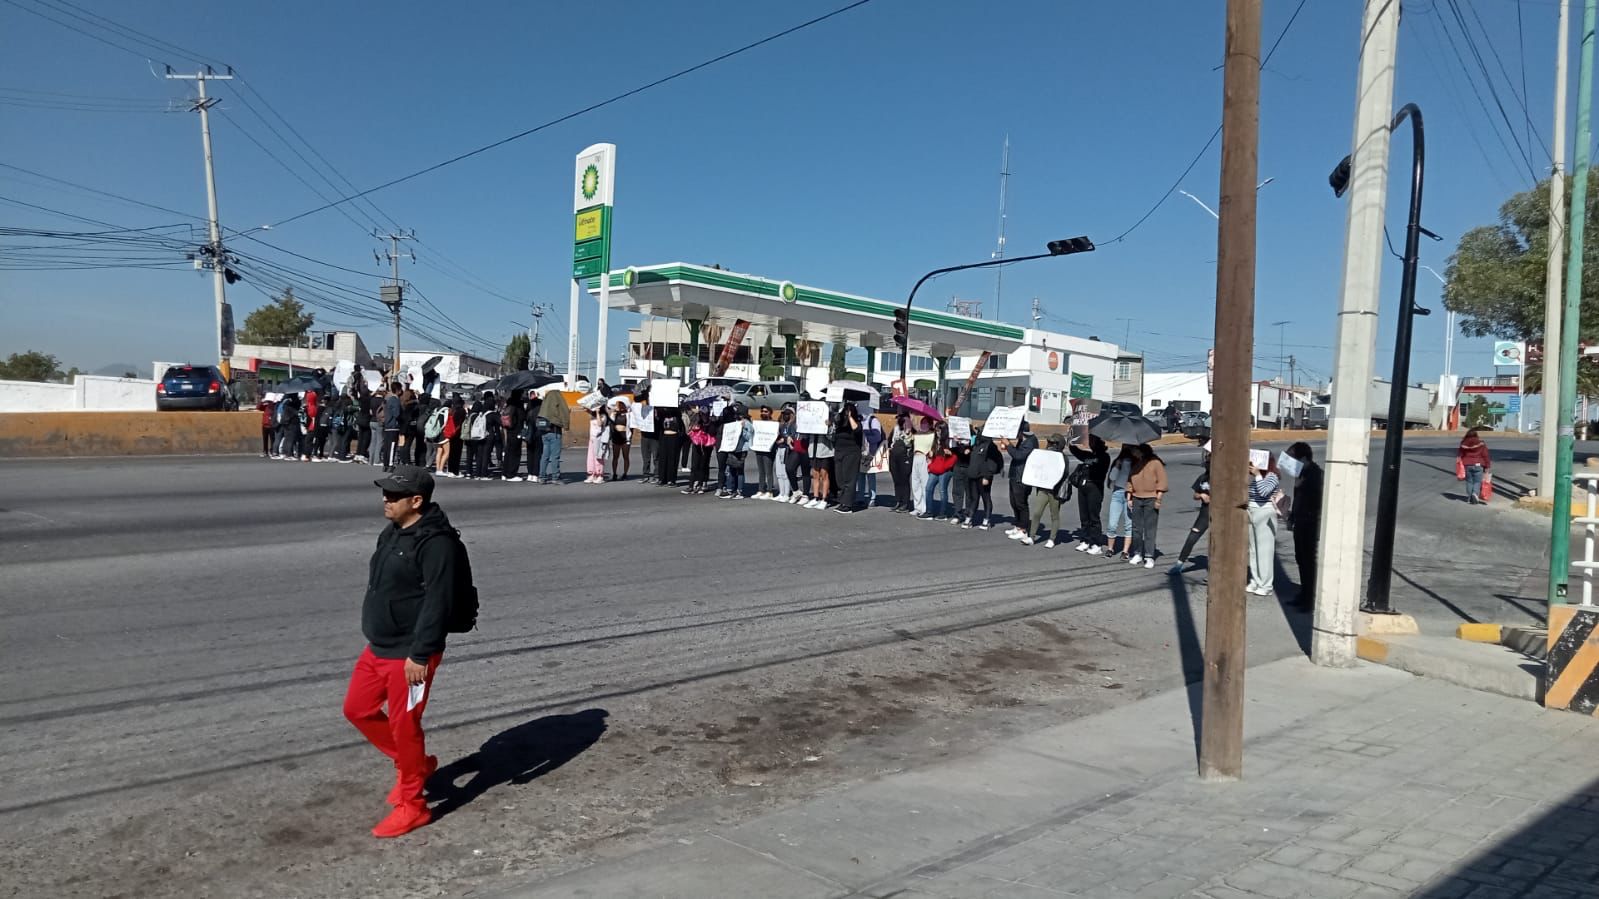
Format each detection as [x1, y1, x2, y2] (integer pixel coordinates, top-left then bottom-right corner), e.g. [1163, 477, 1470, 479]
[1455, 458, 1466, 480]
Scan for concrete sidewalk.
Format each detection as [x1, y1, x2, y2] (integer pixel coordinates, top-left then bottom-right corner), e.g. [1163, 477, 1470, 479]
[507, 658, 1599, 899]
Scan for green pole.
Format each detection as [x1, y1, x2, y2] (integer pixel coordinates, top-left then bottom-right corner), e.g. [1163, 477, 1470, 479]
[865, 346, 877, 387]
[687, 319, 702, 384]
[1551, 0, 1596, 607]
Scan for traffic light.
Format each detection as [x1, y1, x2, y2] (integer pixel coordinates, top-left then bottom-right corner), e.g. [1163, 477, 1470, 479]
[1046, 236, 1096, 256]
[893, 307, 909, 348]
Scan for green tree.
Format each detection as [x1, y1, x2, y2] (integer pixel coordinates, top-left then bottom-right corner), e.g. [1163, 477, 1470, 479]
[236, 287, 315, 346]
[1445, 171, 1599, 394]
[1463, 395, 1494, 429]
[758, 335, 782, 380]
[828, 342, 848, 381]
[503, 333, 531, 372]
[0, 350, 61, 382]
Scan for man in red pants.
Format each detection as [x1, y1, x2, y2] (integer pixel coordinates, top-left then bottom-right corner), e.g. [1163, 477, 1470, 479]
[344, 464, 465, 838]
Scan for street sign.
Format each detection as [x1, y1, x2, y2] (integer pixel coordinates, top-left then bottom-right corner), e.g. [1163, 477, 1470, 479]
[572, 144, 615, 280]
[1070, 372, 1093, 399]
[1493, 341, 1524, 368]
[1508, 395, 1522, 413]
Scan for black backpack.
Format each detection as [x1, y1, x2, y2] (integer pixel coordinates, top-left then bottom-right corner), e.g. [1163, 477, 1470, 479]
[418, 527, 480, 633]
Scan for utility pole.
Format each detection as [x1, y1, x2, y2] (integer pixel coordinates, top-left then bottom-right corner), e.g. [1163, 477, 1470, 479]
[167, 66, 234, 376]
[1288, 354, 1297, 426]
[376, 230, 415, 382]
[1551, 0, 1596, 606]
[1541, 0, 1573, 499]
[1031, 296, 1042, 327]
[1199, 0, 1260, 783]
[1312, 0, 1400, 667]
[992, 135, 1011, 322]
[1271, 320, 1291, 384]
[531, 303, 547, 367]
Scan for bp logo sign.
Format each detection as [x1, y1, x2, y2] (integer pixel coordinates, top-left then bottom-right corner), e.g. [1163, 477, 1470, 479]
[623, 267, 637, 287]
[779, 281, 798, 303]
[580, 164, 600, 202]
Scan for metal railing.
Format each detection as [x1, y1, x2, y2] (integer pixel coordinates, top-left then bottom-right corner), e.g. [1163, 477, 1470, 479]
[1570, 472, 1599, 606]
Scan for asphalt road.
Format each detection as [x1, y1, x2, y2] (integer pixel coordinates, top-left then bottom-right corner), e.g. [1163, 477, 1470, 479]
[0, 435, 1553, 898]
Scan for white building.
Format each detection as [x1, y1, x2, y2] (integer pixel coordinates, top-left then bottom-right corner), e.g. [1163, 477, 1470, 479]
[1143, 372, 1212, 414]
[398, 350, 499, 387]
[882, 329, 1120, 423]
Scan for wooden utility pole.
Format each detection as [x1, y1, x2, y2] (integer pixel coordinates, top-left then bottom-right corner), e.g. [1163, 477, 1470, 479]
[1199, 0, 1261, 782]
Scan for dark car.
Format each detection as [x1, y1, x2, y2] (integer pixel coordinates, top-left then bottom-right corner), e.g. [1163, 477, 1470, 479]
[157, 364, 236, 411]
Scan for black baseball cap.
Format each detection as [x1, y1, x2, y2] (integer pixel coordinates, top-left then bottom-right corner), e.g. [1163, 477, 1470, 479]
[374, 464, 435, 500]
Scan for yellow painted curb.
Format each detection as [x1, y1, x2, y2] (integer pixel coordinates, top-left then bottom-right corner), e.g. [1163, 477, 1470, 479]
[1355, 635, 1389, 663]
[1456, 623, 1503, 644]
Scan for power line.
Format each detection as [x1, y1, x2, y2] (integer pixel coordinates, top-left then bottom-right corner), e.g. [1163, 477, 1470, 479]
[1102, 0, 1309, 245]
[1462, 0, 1549, 162]
[1436, 0, 1539, 180]
[261, 0, 880, 230]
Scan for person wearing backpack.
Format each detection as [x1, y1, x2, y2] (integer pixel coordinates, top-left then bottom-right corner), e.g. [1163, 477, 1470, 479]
[470, 391, 500, 480]
[429, 400, 454, 476]
[1022, 433, 1072, 547]
[345, 464, 476, 838]
[500, 390, 527, 482]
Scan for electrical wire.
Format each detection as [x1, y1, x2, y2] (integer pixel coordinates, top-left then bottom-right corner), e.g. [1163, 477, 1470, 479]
[260, 0, 880, 230]
[1101, 0, 1309, 246]
[1436, 0, 1539, 181]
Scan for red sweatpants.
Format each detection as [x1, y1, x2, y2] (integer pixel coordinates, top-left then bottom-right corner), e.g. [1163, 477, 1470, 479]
[343, 646, 441, 806]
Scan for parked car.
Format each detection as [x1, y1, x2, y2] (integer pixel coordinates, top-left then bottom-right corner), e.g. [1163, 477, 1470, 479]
[156, 364, 236, 411]
[1181, 412, 1212, 442]
[1099, 400, 1143, 418]
[731, 380, 803, 410]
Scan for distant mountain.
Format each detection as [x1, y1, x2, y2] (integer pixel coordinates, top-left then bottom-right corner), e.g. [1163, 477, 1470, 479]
[92, 362, 143, 378]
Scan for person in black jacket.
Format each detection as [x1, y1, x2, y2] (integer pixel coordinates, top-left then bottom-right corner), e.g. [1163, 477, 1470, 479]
[998, 422, 1038, 540]
[343, 465, 460, 838]
[1284, 442, 1323, 609]
[380, 382, 403, 472]
[962, 429, 1004, 529]
[500, 390, 527, 481]
[1069, 434, 1111, 551]
[832, 402, 865, 514]
[656, 404, 683, 487]
[1170, 463, 1212, 573]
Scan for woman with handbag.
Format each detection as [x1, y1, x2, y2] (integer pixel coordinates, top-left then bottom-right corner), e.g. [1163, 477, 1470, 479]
[1457, 429, 1492, 505]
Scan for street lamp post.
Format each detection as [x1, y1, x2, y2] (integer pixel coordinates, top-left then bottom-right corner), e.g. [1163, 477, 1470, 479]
[898, 237, 1095, 389]
[1330, 103, 1429, 615]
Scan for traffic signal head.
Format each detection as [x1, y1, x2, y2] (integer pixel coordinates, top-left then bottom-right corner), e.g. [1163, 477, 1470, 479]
[892, 307, 909, 348]
[1047, 236, 1096, 256]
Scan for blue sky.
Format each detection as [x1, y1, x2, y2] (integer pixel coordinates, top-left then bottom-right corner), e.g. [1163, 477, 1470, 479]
[0, 0, 1574, 399]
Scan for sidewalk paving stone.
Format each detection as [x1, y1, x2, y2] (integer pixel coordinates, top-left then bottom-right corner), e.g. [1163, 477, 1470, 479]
[505, 658, 1599, 899]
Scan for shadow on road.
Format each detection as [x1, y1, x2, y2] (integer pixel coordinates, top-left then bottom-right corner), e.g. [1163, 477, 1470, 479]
[1166, 570, 1204, 765]
[1409, 454, 1534, 502]
[1412, 773, 1599, 896]
[1393, 568, 1477, 623]
[428, 708, 609, 820]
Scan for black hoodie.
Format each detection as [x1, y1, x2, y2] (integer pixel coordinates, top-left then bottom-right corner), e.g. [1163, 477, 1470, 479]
[362, 503, 460, 663]
[1006, 426, 1038, 483]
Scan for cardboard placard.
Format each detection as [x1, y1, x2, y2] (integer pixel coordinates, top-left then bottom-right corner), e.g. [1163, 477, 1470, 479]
[1249, 448, 1272, 470]
[947, 416, 972, 443]
[720, 421, 745, 452]
[1276, 452, 1302, 479]
[868, 444, 891, 473]
[629, 402, 654, 432]
[796, 401, 829, 435]
[1022, 449, 1067, 489]
[651, 378, 680, 409]
[577, 390, 606, 411]
[751, 420, 780, 452]
[983, 406, 1025, 440]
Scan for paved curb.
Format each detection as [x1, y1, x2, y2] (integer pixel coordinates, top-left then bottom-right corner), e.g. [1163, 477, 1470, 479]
[1456, 622, 1503, 643]
[1356, 633, 1540, 703]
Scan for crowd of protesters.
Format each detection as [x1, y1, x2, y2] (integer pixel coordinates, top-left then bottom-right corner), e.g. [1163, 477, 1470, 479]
[259, 372, 1324, 602]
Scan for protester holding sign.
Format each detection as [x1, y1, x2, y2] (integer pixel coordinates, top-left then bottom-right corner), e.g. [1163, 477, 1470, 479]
[962, 428, 1004, 529]
[1070, 435, 1111, 552]
[751, 408, 779, 498]
[999, 422, 1038, 541]
[682, 410, 716, 495]
[718, 406, 753, 499]
[833, 403, 865, 514]
[889, 413, 915, 514]
[655, 405, 683, 488]
[1023, 436, 1072, 546]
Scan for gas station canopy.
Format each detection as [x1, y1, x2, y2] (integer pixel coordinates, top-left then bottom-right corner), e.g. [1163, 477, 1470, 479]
[586, 263, 1026, 358]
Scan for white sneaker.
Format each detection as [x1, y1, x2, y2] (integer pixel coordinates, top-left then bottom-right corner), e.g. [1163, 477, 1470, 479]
[810, 500, 825, 510]
[1075, 541, 1089, 551]
[1007, 530, 1026, 540]
[1087, 545, 1104, 556]
[1144, 559, 1155, 569]
[1128, 554, 1143, 565]
[1043, 540, 1056, 549]
[1020, 536, 1034, 546]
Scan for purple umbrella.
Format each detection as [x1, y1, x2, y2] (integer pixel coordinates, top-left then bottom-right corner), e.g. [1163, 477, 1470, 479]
[891, 395, 943, 421]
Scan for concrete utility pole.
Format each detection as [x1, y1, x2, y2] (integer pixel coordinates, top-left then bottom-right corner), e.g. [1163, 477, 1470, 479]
[992, 135, 1011, 322]
[167, 67, 234, 376]
[377, 231, 415, 381]
[1199, 0, 1260, 783]
[1551, 0, 1597, 605]
[1312, 0, 1400, 668]
[1541, 0, 1573, 499]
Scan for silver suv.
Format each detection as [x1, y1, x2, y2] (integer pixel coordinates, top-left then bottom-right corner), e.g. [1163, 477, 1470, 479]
[731, 380, 801, 410]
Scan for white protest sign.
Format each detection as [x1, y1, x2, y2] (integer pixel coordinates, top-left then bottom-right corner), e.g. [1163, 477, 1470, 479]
[1249, 448, 1272, 470]
[1276, 451, 1303, 479]
[983, 406, 1026, 440]
[751, 420, 780, 452]
[577, 390, 606, 411]
[796, 401, 829, 434]
[869, 444, 890, 473]
[629, 402, 654, 433]
[719, 421, 744, 452]
[947, 416, 972, 443]
[1022, 449, 1067, 489]
[710, 398, 727, 419]
[651, 378, 680, 409]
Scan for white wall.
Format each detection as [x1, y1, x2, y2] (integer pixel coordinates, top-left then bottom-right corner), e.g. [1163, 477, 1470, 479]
[1144, 372, 1212, 412]
[0, 375, 156, 412]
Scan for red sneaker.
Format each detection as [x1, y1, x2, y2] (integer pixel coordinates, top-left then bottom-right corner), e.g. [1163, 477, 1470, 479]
[386, 755, 438, 806]
[372, 802, 431, 838]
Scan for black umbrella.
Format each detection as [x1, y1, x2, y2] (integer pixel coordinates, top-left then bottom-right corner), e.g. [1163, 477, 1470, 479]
[276, 373, 326, 394]
[1088, 410, 1161, 445]
[494, 370, 562, 394]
